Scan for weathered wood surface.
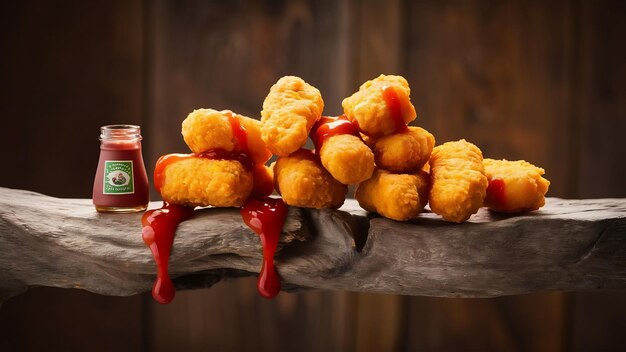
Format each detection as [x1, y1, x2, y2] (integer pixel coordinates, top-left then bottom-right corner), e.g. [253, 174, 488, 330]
[0, 187, 625, 302]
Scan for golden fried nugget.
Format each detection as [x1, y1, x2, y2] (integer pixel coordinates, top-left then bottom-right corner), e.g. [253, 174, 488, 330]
[373, 127, 435, 173]
[261, 76, 324, 156]
[483, 158, 550, 213]
[159, 157, 253, 207]
[274, 149, 347, 209]
[429, 139, 488, 223]
[342, 74, 416, 138]
[319, 134, 375, 185]
[181, 108, 271, 164]
[355, 169, 430, 221]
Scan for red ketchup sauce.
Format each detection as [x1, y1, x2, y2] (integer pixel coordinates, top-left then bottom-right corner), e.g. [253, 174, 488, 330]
[225, 111, 248, 151]
[240, 198, 288, 299]
[93, 126, 150, 213]
[382, 86, 409, 133]
[312, 115, 360, 152]
[144, 111, 286, 302]
[487, 178, 507, 210]
[141, 203, 195, 304]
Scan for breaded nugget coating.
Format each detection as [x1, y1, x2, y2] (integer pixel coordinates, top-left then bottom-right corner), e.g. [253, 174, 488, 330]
[483, 158, 550, 213]
[274, 150, 346, 209]
[429, 139, 488, 223]
[319, 134, 375, 185]
[159, 157, 253, 207]
[373, 127, 435, 173]
[181, 108, 271, 164]
[355, 169, 430, 221]
[261, 76, 324, 156]
[342, 74, 416, 138]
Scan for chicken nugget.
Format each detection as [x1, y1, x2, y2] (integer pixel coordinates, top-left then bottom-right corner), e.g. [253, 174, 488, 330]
[261, 76, 324, 156]
[355, 168, 430, 221]
[319, 134, 375, 184]
[429, 139, 488, 223]
[274, 149, 347, 209]
[342, 74, 416, 138]
[483, 158, 550, 213]
[181, 108, 271, 164]
[312, 116, 375, 184]
[373, 126, 435, 173]
[156, 155, 253, 207]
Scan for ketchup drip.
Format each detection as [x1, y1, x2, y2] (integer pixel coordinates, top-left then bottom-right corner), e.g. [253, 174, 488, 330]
[145, 110, 287, 302]
[382, 86, 409, 133]
[487, 178, 507, 209]
[225, 111, 249, 151]
[142, 203, 195, 304]
[231, 112, 287, 299]
[240, 198, 288, 299]
[312, 115, 360, 152]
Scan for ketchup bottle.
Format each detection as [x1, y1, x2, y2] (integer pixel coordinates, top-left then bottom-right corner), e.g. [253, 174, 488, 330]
[92, 125, 149, 213]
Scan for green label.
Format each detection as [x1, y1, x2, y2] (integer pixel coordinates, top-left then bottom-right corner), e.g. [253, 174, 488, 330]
[103, 160, 134, 195]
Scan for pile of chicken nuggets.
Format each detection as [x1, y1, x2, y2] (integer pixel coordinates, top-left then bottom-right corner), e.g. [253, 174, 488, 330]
[157, 74, 550, 223]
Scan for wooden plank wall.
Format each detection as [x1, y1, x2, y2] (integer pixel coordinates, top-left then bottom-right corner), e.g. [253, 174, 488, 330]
[0, 0, 625, 351]
[0, 1, 146, 351]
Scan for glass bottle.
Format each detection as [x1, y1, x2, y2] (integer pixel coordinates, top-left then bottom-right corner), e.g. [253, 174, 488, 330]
[92, 125, 149, 213]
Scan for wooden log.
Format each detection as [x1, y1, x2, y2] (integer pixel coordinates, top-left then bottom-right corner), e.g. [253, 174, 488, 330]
[0, 187, 625, 302]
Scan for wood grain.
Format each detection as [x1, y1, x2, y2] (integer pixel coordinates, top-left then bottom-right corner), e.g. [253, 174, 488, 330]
[403, 2, 580, 349]
[568, 1, 626, 350]
[0, 2, 146, 350]
[406, 0, 575, 198]
[1, 187, 625, 301]
[0, 0, 145, 199]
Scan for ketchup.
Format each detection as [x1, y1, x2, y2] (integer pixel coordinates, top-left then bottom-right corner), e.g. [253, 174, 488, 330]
[312, 115, 360, 152]
[225, 110, 249, 152]
[240, 198, 288, 299]
[93, 125, 149, 213]
[487, 178, 507, 209]
[229, 111, 287, 298]
[382, 86, 409, 133]
[143, 111, 287, 303]
[142, 203, 195, 304]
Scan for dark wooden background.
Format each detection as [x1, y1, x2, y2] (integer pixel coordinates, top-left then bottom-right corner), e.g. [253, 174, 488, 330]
[1, 0, 625, 351]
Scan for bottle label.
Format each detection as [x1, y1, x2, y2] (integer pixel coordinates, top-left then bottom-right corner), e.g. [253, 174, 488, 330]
[103, 160, 134, 195]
